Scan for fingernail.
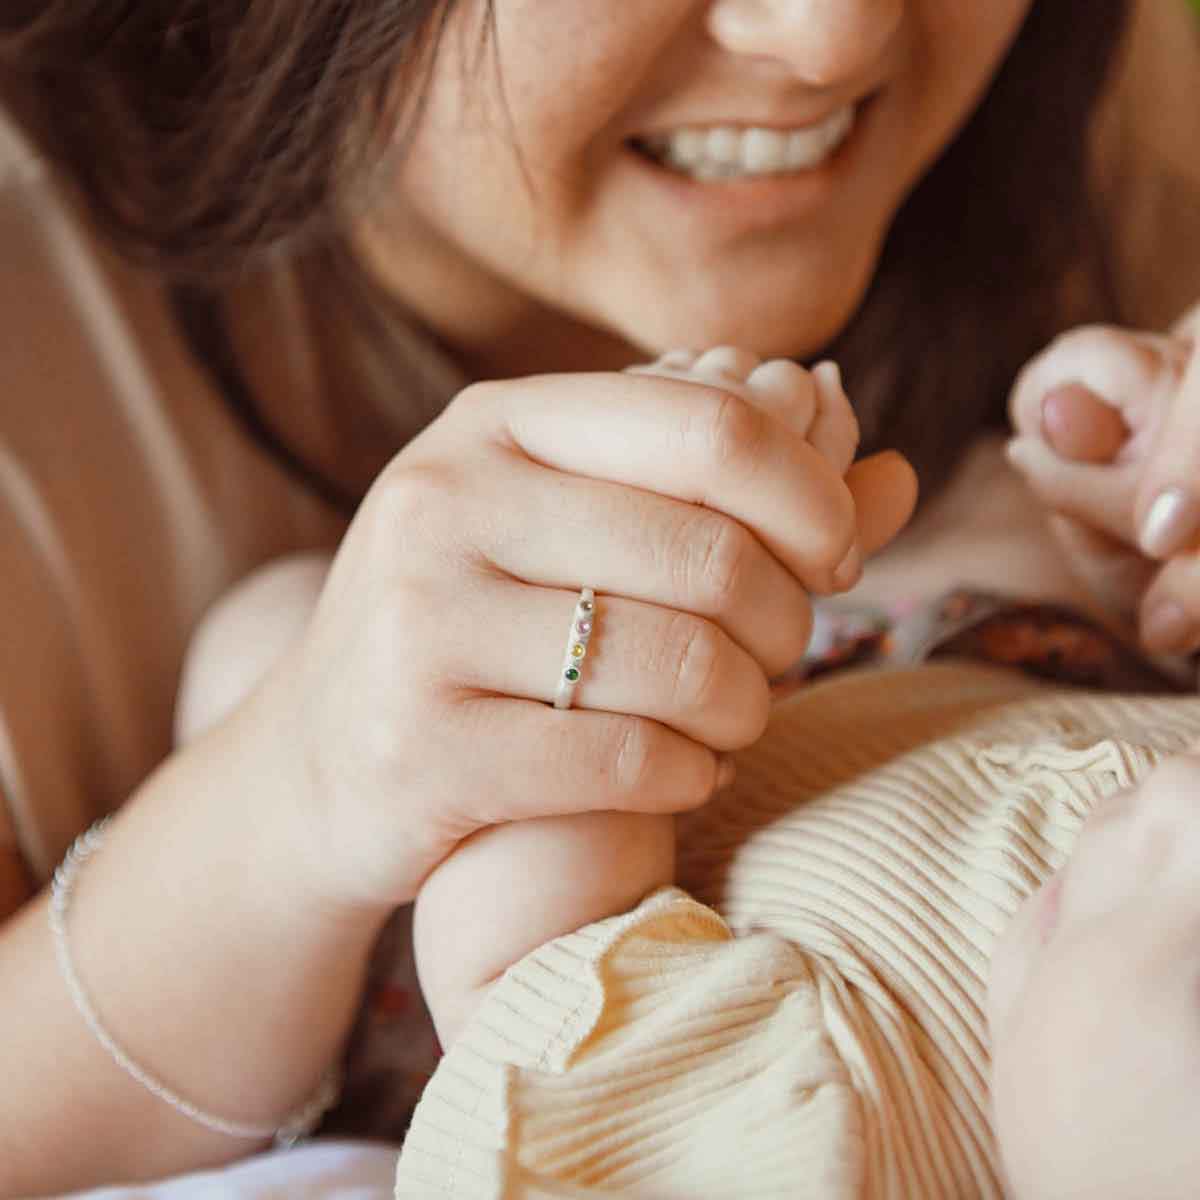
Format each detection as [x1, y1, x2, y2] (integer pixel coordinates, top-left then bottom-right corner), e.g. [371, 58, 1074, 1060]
[1139, 488, 1200, 559]
[1040, 383, 1127, 464]
[832, 543, 863, 591]
[812, 360, 844, 394]
[1141, 601, 1194, 654]
[716, 754, 737, 790]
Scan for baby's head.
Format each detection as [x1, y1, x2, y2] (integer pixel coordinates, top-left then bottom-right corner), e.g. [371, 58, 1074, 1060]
[988, 750, 1200, 1199]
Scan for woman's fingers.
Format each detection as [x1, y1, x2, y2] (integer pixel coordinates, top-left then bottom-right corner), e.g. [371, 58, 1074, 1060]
[1009, 325, 1197, 561]
[1133, 343, 1200, 560]
[1046, 513, 1155, 620]
[1139, 553, 1200, 654]
[456, 698, 728, 827]
[454, 583, 770, 752]
[1006, 436, 1139, 546]
[844, 450, 919, 557]
[458, 371, 858, 595]
[471, 456, 813, 677]
[624, 350, 866, 581]
[744, 358, 820, 438]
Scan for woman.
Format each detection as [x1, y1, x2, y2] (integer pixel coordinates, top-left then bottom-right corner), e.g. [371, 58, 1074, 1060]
[1, 1, 1199, 1194]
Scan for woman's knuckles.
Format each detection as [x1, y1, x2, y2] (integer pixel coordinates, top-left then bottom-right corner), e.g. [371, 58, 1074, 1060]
[698, 387, 774, 477]
[790, 449, 859, 565]
[1141, 558, 1200, 653]
[367, 462, 472, 555]
[656, 613, 769, 746]
[681, 511, 755, 615]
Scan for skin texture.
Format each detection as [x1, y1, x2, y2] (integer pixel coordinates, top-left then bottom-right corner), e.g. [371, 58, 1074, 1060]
[989, 749, 1200, 1200]
[360, 0, 1035, 378]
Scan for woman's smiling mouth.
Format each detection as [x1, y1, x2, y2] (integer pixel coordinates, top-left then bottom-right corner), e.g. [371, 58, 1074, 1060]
[631, 104, 857, 182]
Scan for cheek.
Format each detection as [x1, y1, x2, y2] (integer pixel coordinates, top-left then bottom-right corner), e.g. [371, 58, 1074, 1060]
[909, 1, 1033, 139]
[986, 890, 1043, 1036]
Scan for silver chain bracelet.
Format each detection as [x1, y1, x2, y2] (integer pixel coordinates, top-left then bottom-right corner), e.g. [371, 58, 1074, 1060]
[50, 817, 341, 1149]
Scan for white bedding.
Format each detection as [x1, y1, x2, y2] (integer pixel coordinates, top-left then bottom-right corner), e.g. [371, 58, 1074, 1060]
[60, 1141, 399, 1200]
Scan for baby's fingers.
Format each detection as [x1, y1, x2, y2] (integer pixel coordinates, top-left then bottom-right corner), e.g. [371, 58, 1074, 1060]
[806, 361, 859, 475]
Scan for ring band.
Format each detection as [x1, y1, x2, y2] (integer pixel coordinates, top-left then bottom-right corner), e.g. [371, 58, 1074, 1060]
[554, 588, 597, 709]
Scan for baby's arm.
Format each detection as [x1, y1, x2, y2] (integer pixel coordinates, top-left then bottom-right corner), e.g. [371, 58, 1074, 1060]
[415, 811, 675, 1046]
[175, 552, 332, 745]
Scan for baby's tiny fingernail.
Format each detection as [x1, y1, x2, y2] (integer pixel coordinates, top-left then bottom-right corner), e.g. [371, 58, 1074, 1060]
[812, 360, 844, 393]
[716, 754, 737, 790]
[1141, 601, 1194, 654]
[1139, 488, 1200, 559]
[832, 543, 863, 591]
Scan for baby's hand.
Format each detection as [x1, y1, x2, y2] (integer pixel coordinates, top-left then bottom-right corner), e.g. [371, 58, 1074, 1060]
[1007, 321, 1200, 651]
[629, 347, 914, 593]
[630, 347, 859, 475]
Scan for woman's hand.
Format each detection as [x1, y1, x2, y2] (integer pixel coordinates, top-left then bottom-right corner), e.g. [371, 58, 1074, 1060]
[1007, 319, 1200, 652]
[262, 348, 917, 913]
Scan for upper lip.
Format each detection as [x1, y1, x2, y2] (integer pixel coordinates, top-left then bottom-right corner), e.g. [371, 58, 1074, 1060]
[632, 88, 878, 139]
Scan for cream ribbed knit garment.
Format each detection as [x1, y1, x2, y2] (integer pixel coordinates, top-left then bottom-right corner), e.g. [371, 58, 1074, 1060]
[395, 664, 1200, 1199]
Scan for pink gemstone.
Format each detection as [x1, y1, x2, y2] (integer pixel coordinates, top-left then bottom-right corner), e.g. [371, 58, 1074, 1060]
[576, 619, 592, 634]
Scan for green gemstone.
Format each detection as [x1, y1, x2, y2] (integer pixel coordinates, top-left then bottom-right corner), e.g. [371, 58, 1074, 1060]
[564, 667, 581, 682]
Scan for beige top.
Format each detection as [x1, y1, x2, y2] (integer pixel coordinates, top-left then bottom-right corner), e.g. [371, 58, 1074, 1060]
[394, 664, 1200, 1198]
[2, 0, 1200, 883]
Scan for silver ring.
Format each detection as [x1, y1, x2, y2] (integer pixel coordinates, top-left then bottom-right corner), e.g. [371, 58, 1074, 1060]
[554, 588, 596, 709]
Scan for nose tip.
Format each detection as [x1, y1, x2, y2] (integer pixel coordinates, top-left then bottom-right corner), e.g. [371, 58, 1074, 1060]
[708, 0, 903, 89]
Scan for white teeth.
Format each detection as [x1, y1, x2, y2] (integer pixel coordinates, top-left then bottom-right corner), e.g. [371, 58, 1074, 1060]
[705, 126, 741, 167]
[743, 127, 786, 173]
[669, 128, 706, 168]
[641, 106, 856, 181]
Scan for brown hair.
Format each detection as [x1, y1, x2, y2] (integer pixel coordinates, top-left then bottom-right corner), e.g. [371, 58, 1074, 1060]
[1, 1, 1133, 499]
[0, 1, 454, 271]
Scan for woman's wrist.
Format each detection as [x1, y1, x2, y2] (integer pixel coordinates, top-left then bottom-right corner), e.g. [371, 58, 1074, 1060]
[72, 719, 384, 1110]
[236, 656, 408, 923]
[0, 694, 391, 1196]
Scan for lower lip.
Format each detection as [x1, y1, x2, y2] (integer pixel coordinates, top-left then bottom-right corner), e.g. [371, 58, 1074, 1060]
[624, 94, 878, 233]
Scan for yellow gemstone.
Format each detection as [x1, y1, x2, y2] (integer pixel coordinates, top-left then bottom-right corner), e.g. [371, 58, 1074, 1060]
[572, 643, 586, 658]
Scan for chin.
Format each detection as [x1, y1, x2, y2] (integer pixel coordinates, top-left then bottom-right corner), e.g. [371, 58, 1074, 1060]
[612, 260, 875, 364]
